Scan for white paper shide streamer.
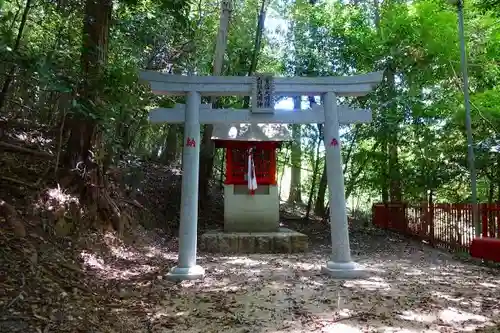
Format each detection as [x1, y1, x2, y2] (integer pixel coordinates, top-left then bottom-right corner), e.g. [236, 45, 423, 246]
[247, 148, 258, 195]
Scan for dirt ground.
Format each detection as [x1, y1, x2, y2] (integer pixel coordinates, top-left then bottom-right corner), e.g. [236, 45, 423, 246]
[47, 226, 500, 333]
[1, 160, 499, 332]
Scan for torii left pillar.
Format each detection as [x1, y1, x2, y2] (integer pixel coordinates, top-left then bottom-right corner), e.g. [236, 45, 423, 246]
[166, 91, 205, 281]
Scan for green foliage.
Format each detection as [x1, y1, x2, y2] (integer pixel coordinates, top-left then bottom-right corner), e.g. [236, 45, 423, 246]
[1, 0, 499, 208]
[277, 0, 500, 205]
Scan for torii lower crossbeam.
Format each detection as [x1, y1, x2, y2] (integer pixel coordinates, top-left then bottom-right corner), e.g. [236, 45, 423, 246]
[148, 104, 372, 124]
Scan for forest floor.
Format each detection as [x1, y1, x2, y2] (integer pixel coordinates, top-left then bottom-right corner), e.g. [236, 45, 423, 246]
[1, 131, 500, 332]
[3, 217, 500, 333]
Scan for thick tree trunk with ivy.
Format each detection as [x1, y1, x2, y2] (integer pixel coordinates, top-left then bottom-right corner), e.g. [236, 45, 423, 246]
[63, 0, 111, 170]
[60, 0, 122, 232]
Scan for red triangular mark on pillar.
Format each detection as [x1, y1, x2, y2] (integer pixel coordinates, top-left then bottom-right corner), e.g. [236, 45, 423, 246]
[186, 137, 196, 147]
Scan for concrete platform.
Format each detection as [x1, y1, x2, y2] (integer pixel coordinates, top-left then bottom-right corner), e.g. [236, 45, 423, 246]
[199, 228, 308, 254]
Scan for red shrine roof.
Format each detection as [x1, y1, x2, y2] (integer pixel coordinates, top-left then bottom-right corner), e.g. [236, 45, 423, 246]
[211, 123, 292, 142]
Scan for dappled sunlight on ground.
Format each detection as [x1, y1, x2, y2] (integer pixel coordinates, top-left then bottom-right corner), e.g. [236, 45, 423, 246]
[73, 228, 500, 332]
[80, 249, 158, 280]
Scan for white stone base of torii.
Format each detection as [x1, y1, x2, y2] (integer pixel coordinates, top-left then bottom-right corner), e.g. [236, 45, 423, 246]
[140, 71, 383, 281]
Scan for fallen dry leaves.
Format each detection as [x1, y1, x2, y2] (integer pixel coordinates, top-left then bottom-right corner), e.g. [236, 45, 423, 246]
[2, 221, 500, 333]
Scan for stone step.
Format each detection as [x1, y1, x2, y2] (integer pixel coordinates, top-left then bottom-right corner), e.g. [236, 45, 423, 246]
[199, 228, 308, 254]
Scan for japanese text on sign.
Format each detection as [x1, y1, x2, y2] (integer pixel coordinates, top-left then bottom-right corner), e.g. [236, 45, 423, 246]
[186, 137, 196, 147]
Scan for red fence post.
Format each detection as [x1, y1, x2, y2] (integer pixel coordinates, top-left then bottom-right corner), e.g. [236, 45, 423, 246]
[373, 202, 500, 254]
[372, 204, 385, 228]
[372, 204, 378, 227]
[372, 204, 375, 227]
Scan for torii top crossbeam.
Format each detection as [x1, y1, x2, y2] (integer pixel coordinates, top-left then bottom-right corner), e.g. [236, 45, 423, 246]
[139, 71, 384, 97]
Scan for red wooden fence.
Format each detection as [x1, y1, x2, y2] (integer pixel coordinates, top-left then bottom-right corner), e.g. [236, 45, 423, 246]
[372, 203, 500, 252]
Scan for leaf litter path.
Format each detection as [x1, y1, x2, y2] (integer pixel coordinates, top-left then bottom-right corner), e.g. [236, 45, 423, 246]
[74, 228, 500, 333]
[2, 226, 500, 333]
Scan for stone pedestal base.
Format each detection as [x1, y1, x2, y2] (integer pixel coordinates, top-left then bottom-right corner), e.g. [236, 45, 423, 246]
[224, 184, 280, 232]
[321, 261, 369, 279]
[200, 228, 308, 253]
[165, 265, 205, 282]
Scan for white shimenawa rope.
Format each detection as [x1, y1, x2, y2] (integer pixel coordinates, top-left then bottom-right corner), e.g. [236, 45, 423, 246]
[247, 148, 257, 195]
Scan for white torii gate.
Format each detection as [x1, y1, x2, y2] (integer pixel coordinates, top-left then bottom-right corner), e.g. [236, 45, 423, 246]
[140, 71, 383, 281]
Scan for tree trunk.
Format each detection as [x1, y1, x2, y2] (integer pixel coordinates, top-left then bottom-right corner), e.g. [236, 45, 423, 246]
[428, 189, 434, 244]
[380, 142, 389, 203]
[373, 0, 380, 28]
[314, 162, 327, 216]
[242, 0, 267, 108]
[497, 155, 500, 203]
[57, 0, 121, 233]
[386, 66, 402, 202]
[62, 0, 112, 171]
[373, 0, 391, 204]
[0, 0, 33, 111]
[344, 142, 380, 201]
[160, 124, 178, 164]
[199, 0, 232, 202]
[288, 98, 302, 204]
[305, 124, 322, 219]
[488, 181, 494, 204]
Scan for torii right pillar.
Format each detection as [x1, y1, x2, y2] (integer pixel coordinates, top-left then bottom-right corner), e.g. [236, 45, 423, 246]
[321, 91, 367, 279]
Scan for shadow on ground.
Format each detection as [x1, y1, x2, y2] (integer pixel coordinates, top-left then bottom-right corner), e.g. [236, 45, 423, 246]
[2, 212, 500, 333]
[6, 224, 496, 333]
